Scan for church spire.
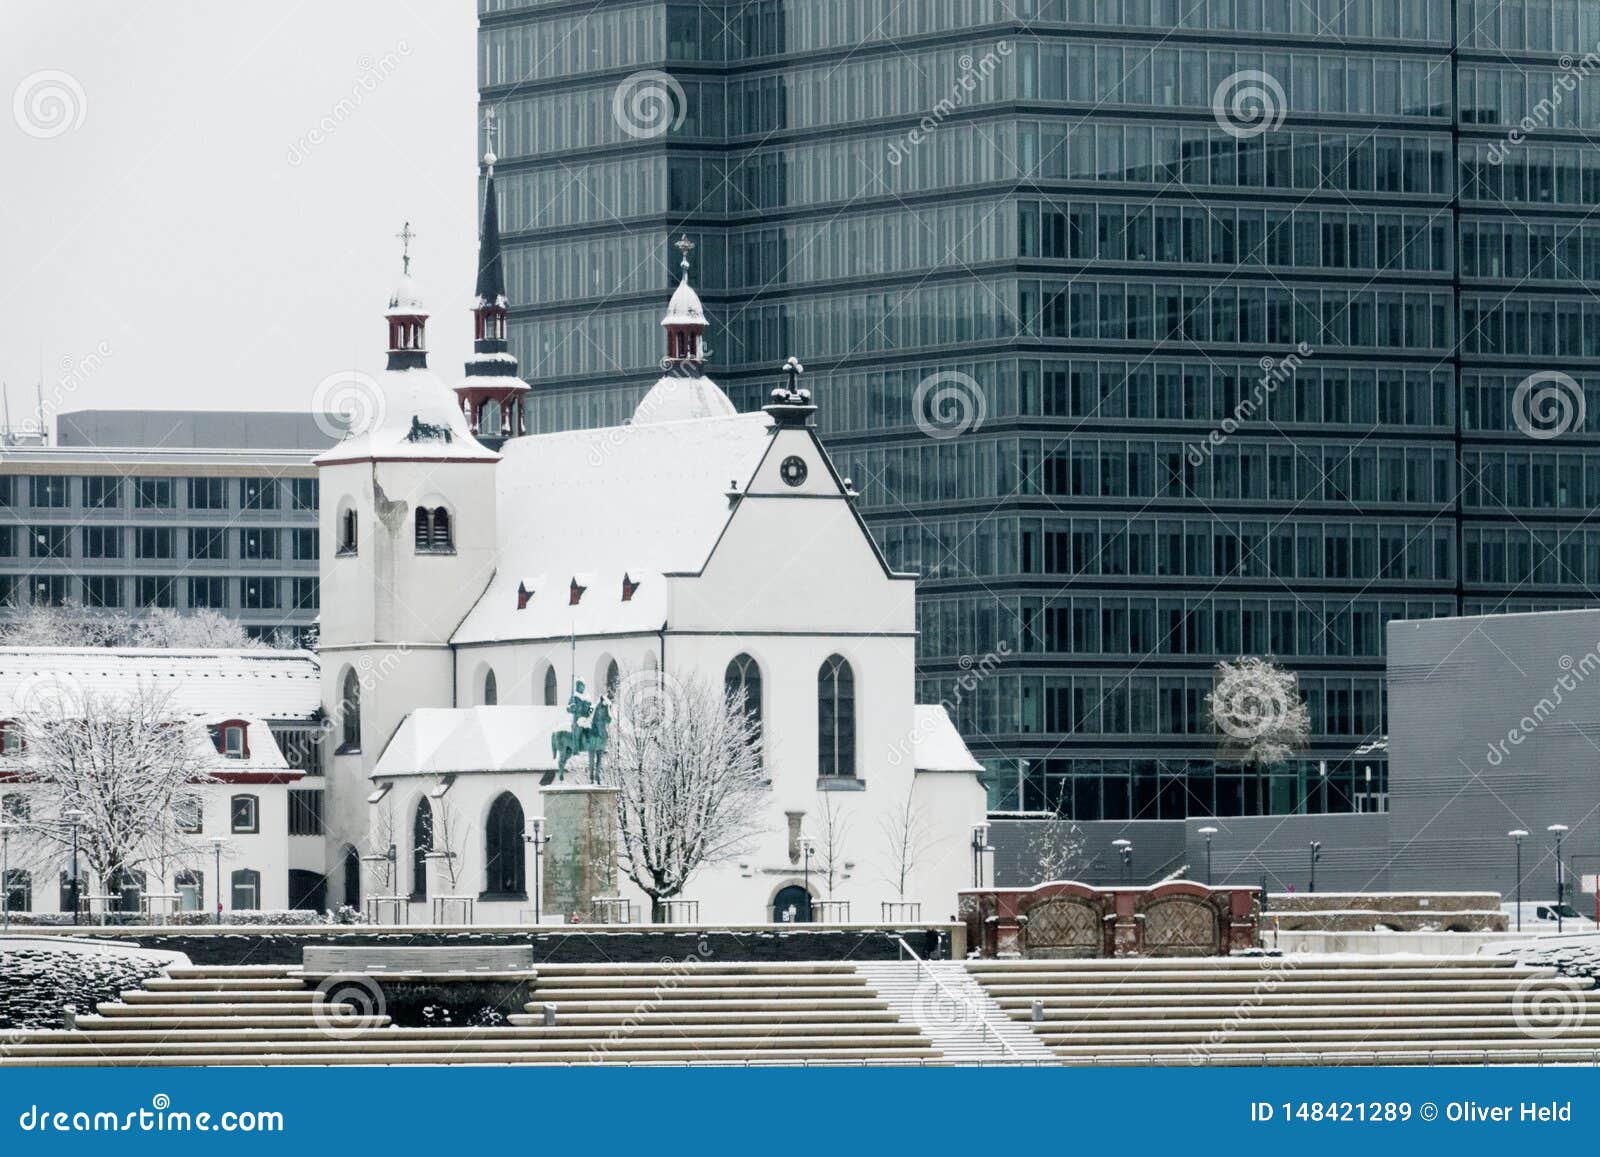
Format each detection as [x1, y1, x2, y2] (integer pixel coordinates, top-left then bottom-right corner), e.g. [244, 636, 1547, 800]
[456, 106, 527, 449]
[386, 221, 428, 371]
[661, 233, 707, 370]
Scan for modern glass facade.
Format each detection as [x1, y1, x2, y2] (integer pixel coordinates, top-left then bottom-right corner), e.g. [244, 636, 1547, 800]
[480, 0, 1600, 820]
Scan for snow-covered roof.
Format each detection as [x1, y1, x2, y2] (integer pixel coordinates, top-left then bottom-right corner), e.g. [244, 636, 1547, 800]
[0, 647, 321, 722]
[452, 411, 774, 644]
[386, 273, 427, 316]
[661, 276, 705, 327]
[632, 373, 737, 424]
[312, 366, 498, 465]
[912, 705, 984, 773]
[373, 705, 570, 778]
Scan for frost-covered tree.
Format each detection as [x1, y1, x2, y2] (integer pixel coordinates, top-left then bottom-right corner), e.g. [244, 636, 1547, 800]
[607, 670, 766, 922]
[129, 607, 255, 650]
[810, 792, 852, 899]
[8, 680, 213, 901]
[1028, 808, 1088, 883]
[1206, 656, 1311, 768]
[0, 603, 129, 647]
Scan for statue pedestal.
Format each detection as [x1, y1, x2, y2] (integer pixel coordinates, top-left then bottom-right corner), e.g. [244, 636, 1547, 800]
[540, 783, 618, 921]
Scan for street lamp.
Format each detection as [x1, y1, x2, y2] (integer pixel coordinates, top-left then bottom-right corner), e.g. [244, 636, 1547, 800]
[64, 809, 83, 926]
[523, 819, 549, 925]
[1197, 826, 1219, 886]
[1308, 841, 1322, 893]
[1508, 829, 1529, 931]
[0, 822, 12, 932]
[209, 836, 227, 924]
[800, 837, 816, 920]
[1318, 760, 1327, 814]
[970, 823, 990, 888]
[1111, 838, 1132, 885]
[1548, 823, 1570, 933]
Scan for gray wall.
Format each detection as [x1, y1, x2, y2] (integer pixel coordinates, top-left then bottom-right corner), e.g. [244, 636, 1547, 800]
[57, 410, 338, 450]
[1386, 609, 1600, 898]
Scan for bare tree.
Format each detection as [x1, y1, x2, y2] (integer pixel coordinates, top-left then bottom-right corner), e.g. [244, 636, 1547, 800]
[1207, 656, 1311, 768]
[364, 798, 400, 895]
[880, 781, 932, 898]
[9, 681, 213, 900]
[810, 792, 852, 898]
[429, 788, 471, 893]
[607, 669, 765, 922]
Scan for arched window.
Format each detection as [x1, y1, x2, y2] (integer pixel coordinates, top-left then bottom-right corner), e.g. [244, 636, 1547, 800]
[411, 798, 433, 900]
[337, 507, 358, 556]
[725, 653, 763, 763]
[818, 654, 856, 779]
[543, 665, 559, 706]
[603, 660, 620, 697]
[339, 668, 361, 752]
[483, 669, 498, 706]
[230, 868, 261, 911]
[414, 506, 453, 553]
[3, 869, 31, 915]
[342, 845, 361, 910]
[483, 793, 526, 897]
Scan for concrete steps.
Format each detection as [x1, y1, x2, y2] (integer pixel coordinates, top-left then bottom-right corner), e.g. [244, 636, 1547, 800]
[966, 955, 1600, 1067]
[5, 961, 941, 1067]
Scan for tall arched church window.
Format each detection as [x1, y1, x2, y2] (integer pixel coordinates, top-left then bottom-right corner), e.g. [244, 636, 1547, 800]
[411, 798, 433, 900]
[339, 668, 361, 753]
[484, 793, 526, 897]
[724, 653, 763, 765]
[818, 654, 856, 779]
[543, 665, 559, 706]
[338, 508, 358, 556]
[483, 668, 498, 706]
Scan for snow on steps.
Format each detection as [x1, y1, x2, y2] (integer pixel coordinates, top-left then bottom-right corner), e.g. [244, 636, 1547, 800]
[854, 961, 1054, 1064]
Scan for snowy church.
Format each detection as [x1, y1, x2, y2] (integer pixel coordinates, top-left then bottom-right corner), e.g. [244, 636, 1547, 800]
[315, 139, 986, 925]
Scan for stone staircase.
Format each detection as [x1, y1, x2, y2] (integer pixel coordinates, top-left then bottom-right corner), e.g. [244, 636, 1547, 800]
[1, 961, 941, 1066]
[854, 961, 1053, 1063]
[966, 955, 1600, 1066]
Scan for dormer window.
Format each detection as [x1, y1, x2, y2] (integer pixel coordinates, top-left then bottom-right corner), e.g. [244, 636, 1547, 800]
[209, 720, 250, 760]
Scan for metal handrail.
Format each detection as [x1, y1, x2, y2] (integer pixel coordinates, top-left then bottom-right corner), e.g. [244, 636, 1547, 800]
[887, 934, 1020, 1059]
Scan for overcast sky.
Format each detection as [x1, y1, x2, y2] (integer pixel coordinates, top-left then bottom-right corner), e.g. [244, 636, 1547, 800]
[0, 1, 478, 432]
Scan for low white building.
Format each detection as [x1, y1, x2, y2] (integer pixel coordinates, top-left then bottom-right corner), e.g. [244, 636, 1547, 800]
[315, 162, 988, 924]
[0, 647, 324, 918]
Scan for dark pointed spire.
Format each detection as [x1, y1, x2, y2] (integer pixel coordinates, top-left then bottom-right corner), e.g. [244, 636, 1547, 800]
[475, 108, 506, 308]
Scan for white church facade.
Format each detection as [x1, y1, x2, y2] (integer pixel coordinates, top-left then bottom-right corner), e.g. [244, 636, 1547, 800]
[315, 149, 986, 925]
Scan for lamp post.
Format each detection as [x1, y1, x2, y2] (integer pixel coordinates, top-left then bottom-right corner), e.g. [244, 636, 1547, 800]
[0, 822, 11, 932]
[209, 836, 226, 924]
[1111, 838, 1132, 885]
[1308, 840, 1322, 893]
[524, 819, 548, 925]
[1548, 823, 1569, 933]
[801, 837, 816, 921]
[970, 822, 990, 888]
[1197, 826, 1218, 886]
[1508, 829, 1529, 931]
[64, 809, 83, 925]
[1318, 760, 1327, 814]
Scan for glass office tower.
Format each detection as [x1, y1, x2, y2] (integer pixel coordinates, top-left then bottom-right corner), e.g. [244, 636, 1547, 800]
[479, 0, 1600, 820]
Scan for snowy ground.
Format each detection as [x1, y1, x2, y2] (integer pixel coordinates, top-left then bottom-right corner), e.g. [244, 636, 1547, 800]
[0, 936, 188, 1029]
[1487, 933, 1600, 981]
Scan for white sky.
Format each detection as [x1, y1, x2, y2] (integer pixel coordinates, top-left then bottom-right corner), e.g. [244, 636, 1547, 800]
[0, 1, 479, 430]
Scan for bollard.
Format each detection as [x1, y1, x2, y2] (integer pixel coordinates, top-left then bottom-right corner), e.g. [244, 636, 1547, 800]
[541, 1003, 557, 1026]
[1030, 999, 1044, 1023]
[61, 1005, 77, 1030]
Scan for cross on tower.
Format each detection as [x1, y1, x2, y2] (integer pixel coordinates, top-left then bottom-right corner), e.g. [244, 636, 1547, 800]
[396, 221, 417, 275]
[675, 233, 695, 273]
[483, 107, 498, 173]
